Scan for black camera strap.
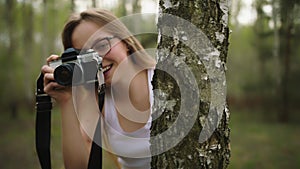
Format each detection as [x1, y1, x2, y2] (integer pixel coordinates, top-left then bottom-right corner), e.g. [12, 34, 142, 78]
[87, 83, 105, 169]
[35, 73, 52, 169]
[35, 74, 104, 169]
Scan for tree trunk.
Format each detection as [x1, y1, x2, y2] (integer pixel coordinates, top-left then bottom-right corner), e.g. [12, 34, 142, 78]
[92, 0, 96, 8]
[71, 0, 75, 12]
[6, 0, 19, 118]
[116, 0, 127, 17]
[279, 22, 292, 123]
[22, 0, 34, 108]
[278, 0, 295, 122]
[151, 0, 231, 168]
[42, 0, 48, 63]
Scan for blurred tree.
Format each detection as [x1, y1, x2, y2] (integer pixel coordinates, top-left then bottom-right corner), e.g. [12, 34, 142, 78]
[115, 0, 127, 17]
[4, 0, 19, 118]
[132, 0, 141, 13]
[43, 0, 49, 58]
[43, 0, 60, 56]
[230, 0, 242, 28]
[151, 0, 230, 168]
[277, 0, 300, 122]
[92, 0, 96, 8]
[253, 0, 276, 119]
[22, 0, 34, 107]
[131, 0, 141, 34]
[71, 0, 75, 11]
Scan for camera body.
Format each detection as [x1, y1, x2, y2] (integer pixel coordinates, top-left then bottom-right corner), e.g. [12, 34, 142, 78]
[49, 48, 102, 86]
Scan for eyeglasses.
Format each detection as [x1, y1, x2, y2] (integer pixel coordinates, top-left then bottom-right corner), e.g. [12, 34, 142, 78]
[91, 36, 116, 57]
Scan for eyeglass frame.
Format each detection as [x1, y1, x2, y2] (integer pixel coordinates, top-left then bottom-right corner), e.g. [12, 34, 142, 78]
[90, 36, 117, 57]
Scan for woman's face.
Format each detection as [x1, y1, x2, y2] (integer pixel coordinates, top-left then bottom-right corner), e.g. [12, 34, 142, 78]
[71, 20, 129, 85]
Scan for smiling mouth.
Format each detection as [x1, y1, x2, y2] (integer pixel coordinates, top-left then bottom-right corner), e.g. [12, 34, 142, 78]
[102, 64, 112, 73]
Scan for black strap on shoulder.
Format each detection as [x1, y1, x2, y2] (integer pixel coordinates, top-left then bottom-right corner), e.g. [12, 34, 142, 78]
[35, 73, 52, 169]
[87, 118, 102, 169]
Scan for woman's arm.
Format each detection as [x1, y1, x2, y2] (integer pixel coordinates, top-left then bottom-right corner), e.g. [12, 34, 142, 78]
[60, 98, 89, 169]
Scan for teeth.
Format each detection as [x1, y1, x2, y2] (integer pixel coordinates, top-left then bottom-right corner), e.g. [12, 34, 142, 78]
[102, 65, 111, 72]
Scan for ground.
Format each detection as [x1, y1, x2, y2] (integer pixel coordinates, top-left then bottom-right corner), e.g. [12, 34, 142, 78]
[0, 107, 299, 169]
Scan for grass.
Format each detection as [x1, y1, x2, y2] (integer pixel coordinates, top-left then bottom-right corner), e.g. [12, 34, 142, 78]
[0, 108, 116, 169]
[228, 108, 300, 169]
[0, 107, 299, 169]
[0, 108, 63, 169]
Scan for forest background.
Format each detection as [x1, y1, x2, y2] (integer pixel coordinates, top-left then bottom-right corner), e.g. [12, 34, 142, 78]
[0, 0, 299, 168]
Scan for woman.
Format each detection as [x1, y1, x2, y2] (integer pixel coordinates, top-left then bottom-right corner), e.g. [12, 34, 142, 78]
[41, 8, 156, 169]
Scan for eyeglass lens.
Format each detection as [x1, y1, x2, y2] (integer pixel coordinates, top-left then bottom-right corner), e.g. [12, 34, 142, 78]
[92, 38, 111, 56]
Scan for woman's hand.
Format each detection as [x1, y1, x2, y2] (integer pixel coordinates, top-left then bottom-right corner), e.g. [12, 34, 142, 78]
[41, 55, 72, 104]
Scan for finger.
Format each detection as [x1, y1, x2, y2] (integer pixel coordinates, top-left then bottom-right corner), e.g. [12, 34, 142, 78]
[44, 81, 66, 94]
[41, 65, 54, 74]
[44, 81, 56, 94]
[46, 55, 60, 64]
[43, 72, 55, 86]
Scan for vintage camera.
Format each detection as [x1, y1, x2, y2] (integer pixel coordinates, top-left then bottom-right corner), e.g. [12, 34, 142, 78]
[49, 48, 102, 86]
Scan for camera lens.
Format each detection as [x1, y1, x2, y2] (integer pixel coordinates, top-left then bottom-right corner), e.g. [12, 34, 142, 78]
[54, 63, 82, 86]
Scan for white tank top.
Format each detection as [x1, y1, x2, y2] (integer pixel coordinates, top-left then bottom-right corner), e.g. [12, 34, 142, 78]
[104, 69, 154, 169]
